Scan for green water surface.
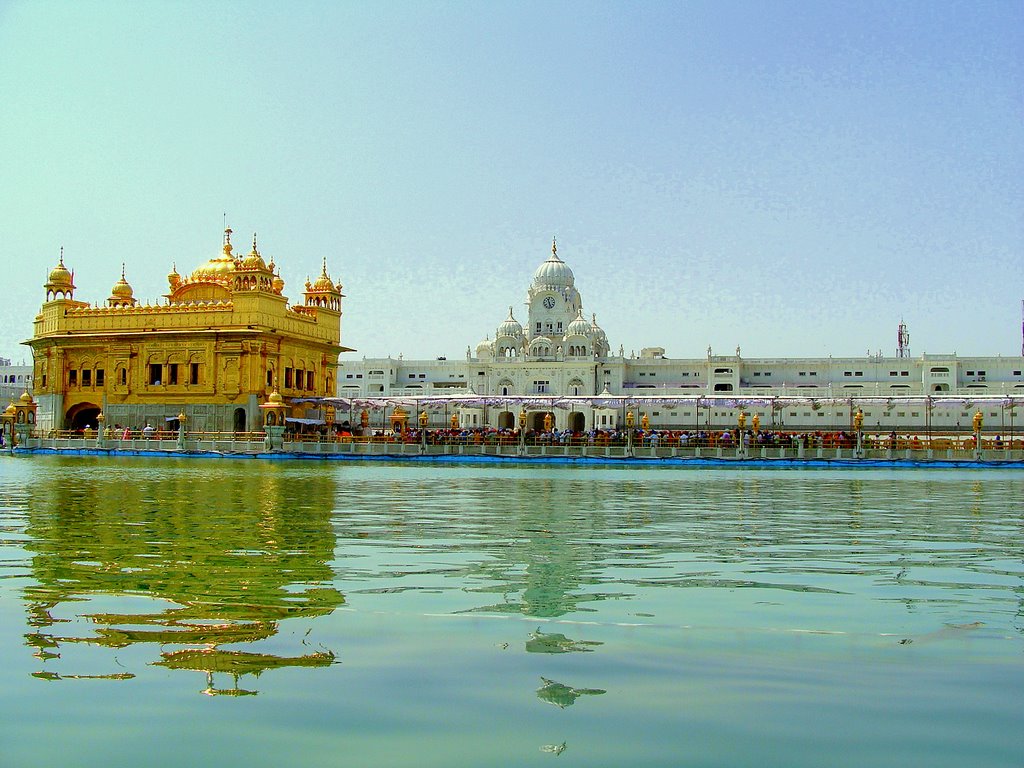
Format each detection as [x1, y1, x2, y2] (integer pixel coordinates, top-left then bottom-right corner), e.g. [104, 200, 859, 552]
[0, 456, 1021, 767]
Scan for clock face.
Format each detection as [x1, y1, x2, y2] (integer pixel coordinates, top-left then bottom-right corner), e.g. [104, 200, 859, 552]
[542, 296, 556, 309]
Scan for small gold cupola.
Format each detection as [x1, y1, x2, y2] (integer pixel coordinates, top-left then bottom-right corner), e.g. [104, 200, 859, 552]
[45, 247, 75, 301]
[108, 264, 138, 307]
[303, 257, 343, 311]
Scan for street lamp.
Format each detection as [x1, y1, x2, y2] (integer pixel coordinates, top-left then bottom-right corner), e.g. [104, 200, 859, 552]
[737, 410, 747, 458]
[419, 410, 429, 453]
[176, 410, 187, 450]
[973, 409, 983, 461]
[853, 408, 864, 458]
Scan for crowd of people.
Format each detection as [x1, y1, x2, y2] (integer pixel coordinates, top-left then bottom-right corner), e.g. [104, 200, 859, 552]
[316, 425, 1006, 450]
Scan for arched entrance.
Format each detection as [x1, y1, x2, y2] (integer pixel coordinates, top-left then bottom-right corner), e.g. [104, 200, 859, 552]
[233, 407, 247, 433]
[568, 412, 585, 432]
[66, 403, 101, 431]
[497, 411, 514, 430]
[530, 412, 548, 432]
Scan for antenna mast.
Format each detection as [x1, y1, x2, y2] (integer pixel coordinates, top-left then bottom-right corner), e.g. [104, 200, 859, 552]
[896, 320, 910, 358]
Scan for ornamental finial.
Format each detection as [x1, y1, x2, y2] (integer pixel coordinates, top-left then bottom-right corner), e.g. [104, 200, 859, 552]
[59, 246, 64, 266]
[552, 236, 557, 256]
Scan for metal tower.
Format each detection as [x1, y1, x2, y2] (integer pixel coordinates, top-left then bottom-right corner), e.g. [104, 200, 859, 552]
[896, 320, 910, 358]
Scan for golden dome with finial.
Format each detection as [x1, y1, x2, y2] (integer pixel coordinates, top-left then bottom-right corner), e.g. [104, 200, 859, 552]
[3, 402, 15, 417]
[110, 264, 134, 300]
[267, 388, 283, 404]
[241, 232, 268, 271]
[312, 258, 337, 292]
[190, 227, 240, 280]
[19, 390, 33, 404]
[47, 247, 74, 288]
[272, 271, 285, 294]
[168, 262, 181, 288]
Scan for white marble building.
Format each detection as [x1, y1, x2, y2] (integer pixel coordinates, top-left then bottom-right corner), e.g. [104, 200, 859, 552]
[336, 241, 1024, 433]
[0, 358, 33, 404]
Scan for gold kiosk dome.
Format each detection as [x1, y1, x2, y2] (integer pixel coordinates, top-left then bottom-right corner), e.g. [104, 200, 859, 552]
[313, 266, 336, 292]
[108, 265, 137, 307]
[45, 248, 76, 300]
[241, 233, 268, 271]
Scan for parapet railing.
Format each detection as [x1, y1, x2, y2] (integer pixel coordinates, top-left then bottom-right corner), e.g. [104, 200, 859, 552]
[10, 428, 1024, 462]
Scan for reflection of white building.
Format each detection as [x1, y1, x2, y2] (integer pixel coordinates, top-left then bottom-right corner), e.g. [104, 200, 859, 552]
[336, 241, 1024, 433]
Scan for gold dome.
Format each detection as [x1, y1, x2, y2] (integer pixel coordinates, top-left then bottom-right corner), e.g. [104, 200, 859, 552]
[20, 390, 33, 404]
[3, 402, 15, 417]
[241, 233, 268, 271]
[191, 228, 239, 280]
[272, 273, 285, 294]
[110, 264, 134, 299]
[311, 258, 337, 292]
[47, 248, 74, 287]
[168, 263, 181, 286]
[268, 389, 283, 404]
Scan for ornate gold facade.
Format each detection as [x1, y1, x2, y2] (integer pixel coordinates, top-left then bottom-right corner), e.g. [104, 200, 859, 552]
[26, 229, 351, 432]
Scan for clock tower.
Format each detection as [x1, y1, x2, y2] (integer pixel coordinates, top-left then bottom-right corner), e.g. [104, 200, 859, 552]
[526, 238, 581, 344]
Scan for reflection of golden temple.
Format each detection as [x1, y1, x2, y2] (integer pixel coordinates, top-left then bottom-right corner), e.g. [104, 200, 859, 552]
[22, 461, 344, 695]
[157, 647, 336, 696]
[26, 229, 353, 432]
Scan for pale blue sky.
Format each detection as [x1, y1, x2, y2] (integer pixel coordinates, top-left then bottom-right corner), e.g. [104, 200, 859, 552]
[1, 0, 1021, 363]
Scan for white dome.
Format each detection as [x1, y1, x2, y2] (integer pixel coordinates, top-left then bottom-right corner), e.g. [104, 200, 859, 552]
[566, 310, 591, 337]
[475, 338, 494, 358]
[532, 238, 574, 289]
[496, 306, 523, 338]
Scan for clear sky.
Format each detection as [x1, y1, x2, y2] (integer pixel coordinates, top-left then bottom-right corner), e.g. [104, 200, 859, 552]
[1, 0, 1021, 364]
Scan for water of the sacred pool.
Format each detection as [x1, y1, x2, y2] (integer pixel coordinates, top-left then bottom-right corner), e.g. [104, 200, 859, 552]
[1, 456, 1021, 767]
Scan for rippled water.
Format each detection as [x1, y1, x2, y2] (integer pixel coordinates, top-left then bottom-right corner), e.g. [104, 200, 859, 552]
[1, 456, 1021, 767]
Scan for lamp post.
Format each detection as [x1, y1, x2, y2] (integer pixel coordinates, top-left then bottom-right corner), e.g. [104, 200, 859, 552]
[973, 409, 983, 461]
[853, 408, 864, 459]
[419, 410, 429, 453]
[95, 411, 106, 448]
[518, 408, 527, 456]
[176, 410, 187, 451]
[737, 410, 747, 459]
[625, 409, 635, 456]
[752, 413, 760, 457]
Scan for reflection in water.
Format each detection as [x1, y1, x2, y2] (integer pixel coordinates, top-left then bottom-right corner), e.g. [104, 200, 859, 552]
[333, 469, 1024, 625]
[21, 459, 344, 694]
[540, 742, 567, 755]
[525, 628, 602, 654]
[536, 677, 606, 708]
[3, 459, 1023, 766]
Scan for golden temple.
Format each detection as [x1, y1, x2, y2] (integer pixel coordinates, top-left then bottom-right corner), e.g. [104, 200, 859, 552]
[26, 228, 351, 432]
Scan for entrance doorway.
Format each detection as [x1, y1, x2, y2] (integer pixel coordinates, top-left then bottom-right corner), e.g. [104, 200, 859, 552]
[497, 411, 514, 430]
[233, 407, 247, 433]
[568, 412, 585, 432]
[66, 403, 101, 431]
